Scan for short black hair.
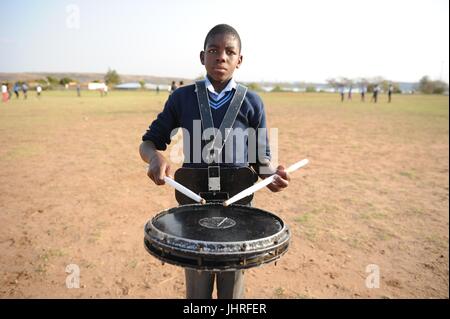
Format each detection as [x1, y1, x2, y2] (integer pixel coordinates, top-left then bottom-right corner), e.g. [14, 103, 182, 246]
[203, 24, 241, 52]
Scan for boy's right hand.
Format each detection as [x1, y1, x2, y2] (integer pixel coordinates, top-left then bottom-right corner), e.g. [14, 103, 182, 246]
[147, 153, 171, 185]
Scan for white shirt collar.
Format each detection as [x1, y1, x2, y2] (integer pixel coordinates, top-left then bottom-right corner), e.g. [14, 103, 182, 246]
[204, 76, 237, 100]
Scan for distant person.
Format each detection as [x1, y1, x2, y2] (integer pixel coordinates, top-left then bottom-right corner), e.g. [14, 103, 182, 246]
[6, 83, 12, 101]
[371, 84, 379, 103]
[22, 83, 28, 99]
[77, 83, 81, 97]
[179, 80, 184, 87]
[339, 86, 345, 102]
[104, 85, 108, 96]
[360, 85, 367, 102]
[348, 86, 352, 100]
[156, 85, 160, 94]
[388, 83, 394, 103]
[1, 83, 8, 103]
[170, 81, 177, 94]
[36, 85, 42, 98]
[13, 83, 20, 99]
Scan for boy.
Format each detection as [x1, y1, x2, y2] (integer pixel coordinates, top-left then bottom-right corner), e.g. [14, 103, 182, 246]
[22, 83, 28, 99]
[36, 85, 42, 98]
[388, 83, 393, 103]
[139, 24, 290, 299]
[1, 83, 8, 103]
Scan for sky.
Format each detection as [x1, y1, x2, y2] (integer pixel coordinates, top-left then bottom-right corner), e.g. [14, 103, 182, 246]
[0, 0, 448, 83]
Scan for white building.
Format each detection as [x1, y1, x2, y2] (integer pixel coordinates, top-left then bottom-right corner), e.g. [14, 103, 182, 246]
[88, 82, 106, 90]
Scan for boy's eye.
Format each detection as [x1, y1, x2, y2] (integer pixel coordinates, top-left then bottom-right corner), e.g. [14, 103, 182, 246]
[208, 49, 217, 53]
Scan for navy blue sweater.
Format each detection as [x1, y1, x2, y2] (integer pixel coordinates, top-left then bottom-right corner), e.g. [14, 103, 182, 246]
[142, 84, 271, 168]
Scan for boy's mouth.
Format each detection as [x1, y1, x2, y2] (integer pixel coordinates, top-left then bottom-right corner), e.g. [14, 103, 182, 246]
[213, 66, 227, 71]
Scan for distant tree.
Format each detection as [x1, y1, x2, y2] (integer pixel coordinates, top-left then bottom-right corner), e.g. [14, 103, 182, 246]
[247, 83, 262, 91]
[418, 76, 448, 94]
[356, 78, 369, 88]
[36, 79, 49, 89]
[59, 77, 74, 86]
[194, 74, 205, 81]
[327, 77, 348, 88]
[306, 86, 316, 92]
[326, 78, 339, 89]
[342, 77, 353, 88]
[139, 80, 146, 90]
[431, 81, 448, 94]
[46, 76, 59, 86]
[365, 77, 386, 92]
[271, 85, 283, 92]
[376, 80, 399, 93]
[393, 83, 402, 94]
[45, 76, 59, 89]
[104, 69, 121, 85]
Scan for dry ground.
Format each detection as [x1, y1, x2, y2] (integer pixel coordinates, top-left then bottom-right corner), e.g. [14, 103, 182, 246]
[0, 90, 448, 298]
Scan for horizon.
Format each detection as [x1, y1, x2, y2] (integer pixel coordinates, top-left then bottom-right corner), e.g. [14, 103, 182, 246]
[0, 0, 448, 84]
[0, 71, 432, 85]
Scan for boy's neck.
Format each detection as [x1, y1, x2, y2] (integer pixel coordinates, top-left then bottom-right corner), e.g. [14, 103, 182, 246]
[207, 75, 232, 94]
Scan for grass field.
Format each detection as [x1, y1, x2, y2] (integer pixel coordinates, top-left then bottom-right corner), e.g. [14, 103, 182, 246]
[0, 90, 448, 298]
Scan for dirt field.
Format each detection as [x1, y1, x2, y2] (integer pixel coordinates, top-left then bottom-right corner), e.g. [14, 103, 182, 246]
[0, 90, 448, 298]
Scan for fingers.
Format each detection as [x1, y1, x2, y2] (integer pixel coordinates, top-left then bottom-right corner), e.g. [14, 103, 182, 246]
[266, 182, 281, 193]
[273, 174, 289, 191]
[165, 164, 171, 179]
[147, 167, 162, 185]
[266, 174, 289, 193]
[147, 162, 169, 186]
[155, 162, 168, 185]
[276, 165, 291, 182]
[263, 164, 292, 192]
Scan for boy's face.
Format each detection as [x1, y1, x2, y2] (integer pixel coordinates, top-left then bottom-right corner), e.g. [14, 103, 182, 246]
[200, 33, 243, 83]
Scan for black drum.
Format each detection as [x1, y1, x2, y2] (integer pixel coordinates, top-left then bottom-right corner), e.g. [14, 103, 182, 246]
[144, 203, 290, 271]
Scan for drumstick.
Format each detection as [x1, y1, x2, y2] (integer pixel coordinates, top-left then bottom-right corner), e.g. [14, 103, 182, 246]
[163, 176, 206, 204]
[223, 159, 309, 207]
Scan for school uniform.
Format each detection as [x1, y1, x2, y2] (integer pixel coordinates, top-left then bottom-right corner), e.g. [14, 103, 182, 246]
[142, 77, 271, 299]
[143, 77, 271, 167]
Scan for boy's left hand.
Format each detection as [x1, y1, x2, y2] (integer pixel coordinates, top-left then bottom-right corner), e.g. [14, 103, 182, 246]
[267, 165, 290, 192]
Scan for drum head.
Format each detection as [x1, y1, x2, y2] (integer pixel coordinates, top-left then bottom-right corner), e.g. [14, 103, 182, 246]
[144, 203, 290, 271]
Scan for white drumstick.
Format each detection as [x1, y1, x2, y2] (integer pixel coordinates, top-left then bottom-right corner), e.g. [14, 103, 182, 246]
[223, 159, 309, 207]
[163, 176, 206, 204]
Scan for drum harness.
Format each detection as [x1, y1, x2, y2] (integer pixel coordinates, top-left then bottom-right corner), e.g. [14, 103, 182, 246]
[195, 80, 248, 194]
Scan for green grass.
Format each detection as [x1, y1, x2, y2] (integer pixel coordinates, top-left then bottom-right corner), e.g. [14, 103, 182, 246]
[294, 213, 311, 224]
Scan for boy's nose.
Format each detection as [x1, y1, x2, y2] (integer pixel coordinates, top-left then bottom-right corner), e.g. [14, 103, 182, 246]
[216, 51, 226, 62]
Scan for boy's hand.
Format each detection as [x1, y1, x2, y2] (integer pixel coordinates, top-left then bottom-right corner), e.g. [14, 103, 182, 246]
[266, 165, 290, 193]
[147, 152, 171, 185]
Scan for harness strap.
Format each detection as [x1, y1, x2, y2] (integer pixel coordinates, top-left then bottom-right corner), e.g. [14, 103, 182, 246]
[195, 80, 248, 163]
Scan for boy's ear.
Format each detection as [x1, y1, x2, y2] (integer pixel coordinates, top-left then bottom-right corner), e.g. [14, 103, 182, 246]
[236, 54, 243, 69]
[200, 51, 205, 65]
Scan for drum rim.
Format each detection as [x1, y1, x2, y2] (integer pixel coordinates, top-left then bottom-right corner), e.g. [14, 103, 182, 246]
[144, 203, 290, 255]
